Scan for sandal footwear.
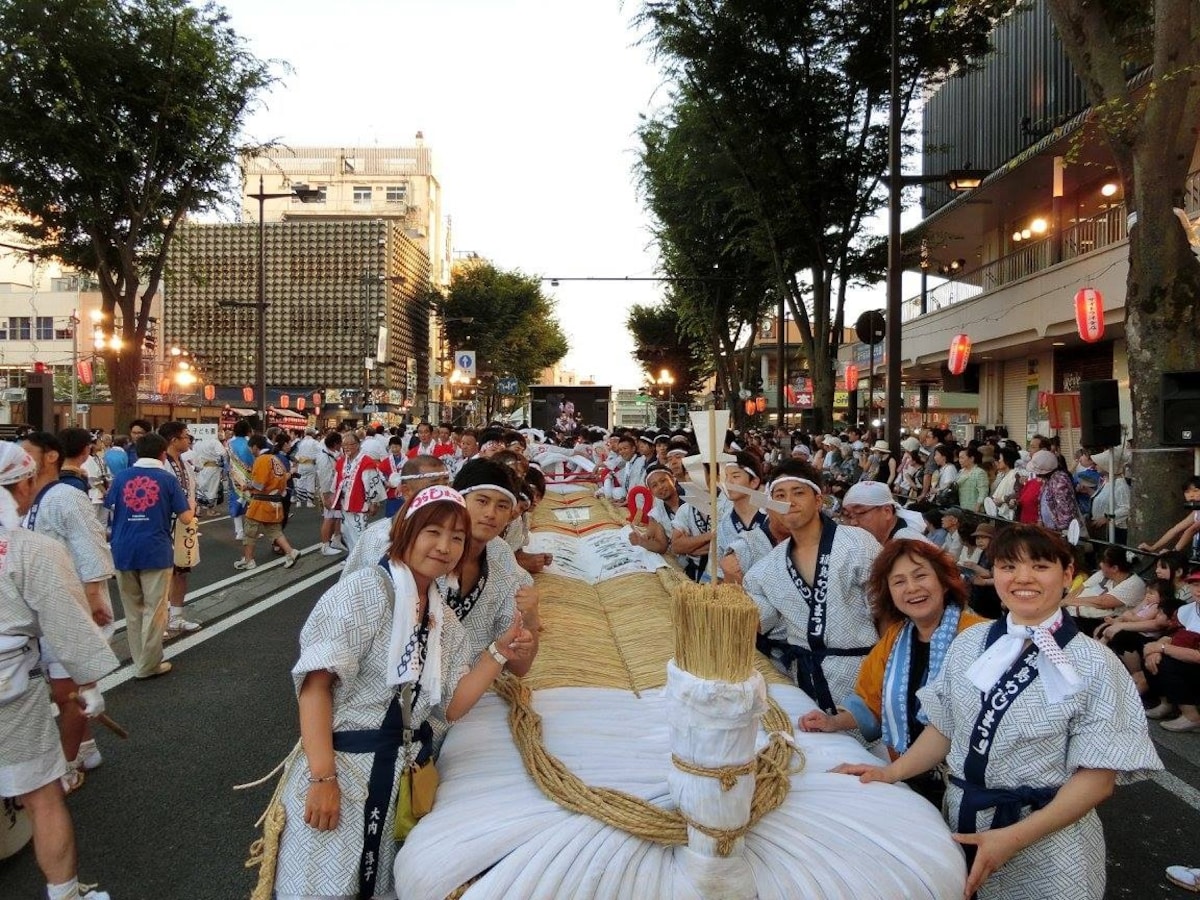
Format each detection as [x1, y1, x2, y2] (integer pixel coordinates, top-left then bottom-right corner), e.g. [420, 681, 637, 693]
[61, 762, 85, 796]
[1166, 865, 1200, 892]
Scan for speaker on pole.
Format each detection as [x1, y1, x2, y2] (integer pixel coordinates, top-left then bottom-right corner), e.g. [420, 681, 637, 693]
[1161, 371, 1200, 445]
[1078, 379, 1121, 447]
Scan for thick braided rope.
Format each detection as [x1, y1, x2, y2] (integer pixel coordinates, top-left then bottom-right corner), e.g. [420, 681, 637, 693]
[494, 674, 803, 853]
[670, 754, 755, 791]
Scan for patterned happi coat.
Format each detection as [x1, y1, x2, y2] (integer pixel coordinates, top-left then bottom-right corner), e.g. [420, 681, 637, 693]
[0, 528, 118, 797]
[274, 567, 470, 898]
[918, 623, 1162, 900]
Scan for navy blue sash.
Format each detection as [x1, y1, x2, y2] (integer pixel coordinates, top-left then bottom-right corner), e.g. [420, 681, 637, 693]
[953, 615, 1078, 838]
[58, 470, 90, 493]
[784, 517, 871, 713]
[24, 481, 60, 531]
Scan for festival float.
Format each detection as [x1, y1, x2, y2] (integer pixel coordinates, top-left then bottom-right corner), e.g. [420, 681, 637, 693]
[390, 412, 966, 899]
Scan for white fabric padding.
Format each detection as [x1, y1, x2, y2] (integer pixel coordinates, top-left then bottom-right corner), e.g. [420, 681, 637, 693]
[665, 661, 763, 879]
[394, 684, 966, 899]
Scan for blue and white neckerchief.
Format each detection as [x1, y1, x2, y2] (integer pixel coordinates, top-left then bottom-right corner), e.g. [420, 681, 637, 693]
[880, 604, 961, 753]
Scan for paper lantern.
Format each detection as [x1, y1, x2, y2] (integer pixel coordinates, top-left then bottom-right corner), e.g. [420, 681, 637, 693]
[744, 399, 756, 415]
[296, 397, 306, 411]
[76, 359, 93, 386]
[203, 383, 215, 402]
[279, 394, 290, 409]
[947, 333, 972, 376]
[242, 385, 254, 403]
[1074, 287, 1104, 343]
[844, 364, 859, 393]
[158, 377, 171, 395]
[312, 392, 323, 407]
[755, 396, 767, 413]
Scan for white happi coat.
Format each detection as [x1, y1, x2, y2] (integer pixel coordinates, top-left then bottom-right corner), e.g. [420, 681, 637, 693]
[743, 522, 881, 704]
[190, 437, 226, 506]
[292, 435, 323, 505]
[274, 568, 471, 898]
[0, 529, 118, 797]
[918, 623, 1161, 900]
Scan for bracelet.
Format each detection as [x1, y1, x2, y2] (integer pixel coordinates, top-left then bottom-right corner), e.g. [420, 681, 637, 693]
[487, 641, 507, 666]
[307, 773, 338, 784]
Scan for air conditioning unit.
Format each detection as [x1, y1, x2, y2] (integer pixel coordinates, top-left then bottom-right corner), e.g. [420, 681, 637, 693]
[1, 388, 25, 402]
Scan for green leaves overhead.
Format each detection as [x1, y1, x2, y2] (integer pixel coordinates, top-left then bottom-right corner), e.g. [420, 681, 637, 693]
[439, 262, 568, 389]
[0, 0, 274, 425]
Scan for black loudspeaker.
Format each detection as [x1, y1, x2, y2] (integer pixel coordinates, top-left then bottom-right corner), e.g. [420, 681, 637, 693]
[1079, 379, 1121, 447]
[940, 363, 980, 393]
[24, 372, 54, 431]
[1161, 371, 1200, 445]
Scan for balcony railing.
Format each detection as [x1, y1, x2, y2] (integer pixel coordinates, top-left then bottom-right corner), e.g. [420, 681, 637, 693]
[902, 167, 1200, 321]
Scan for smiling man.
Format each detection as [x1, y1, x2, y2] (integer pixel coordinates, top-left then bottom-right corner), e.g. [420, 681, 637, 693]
[743, 459, 881, 714]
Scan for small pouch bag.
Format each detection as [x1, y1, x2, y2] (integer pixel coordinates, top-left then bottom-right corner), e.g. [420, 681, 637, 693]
[0, 635, 36, 704]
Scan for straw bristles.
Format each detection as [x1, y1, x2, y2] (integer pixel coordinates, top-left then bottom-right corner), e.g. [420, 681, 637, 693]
[672, 582, 760, 683]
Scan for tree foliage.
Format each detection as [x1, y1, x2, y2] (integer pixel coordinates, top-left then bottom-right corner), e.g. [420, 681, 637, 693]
[0, 0, 274, 427]
[439, 262, 569, 420]
[635, 0, 1005, 430]
[625, 301, 711, 399]
[635, 98, 776, 421]
[1037, 0, 1200, 543]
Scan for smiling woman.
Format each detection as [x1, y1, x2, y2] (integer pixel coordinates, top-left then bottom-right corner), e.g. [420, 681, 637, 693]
[800, 539, 983, 805]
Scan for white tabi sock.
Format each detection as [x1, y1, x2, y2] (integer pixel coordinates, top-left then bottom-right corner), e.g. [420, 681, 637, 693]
[47, 879, 80, 900]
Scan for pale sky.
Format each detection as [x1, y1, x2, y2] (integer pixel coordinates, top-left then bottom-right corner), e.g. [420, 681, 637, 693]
[219, 0, 669, 391]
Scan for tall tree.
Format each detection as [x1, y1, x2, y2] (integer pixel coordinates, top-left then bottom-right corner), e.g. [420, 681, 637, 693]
[0, 0, 273, 428]
[636, 0, 1004, 431]
[636, 99, 776, 420]
[1037, 0, 1200, 542]
[626, 301, 710, 398]
[439, 262, 569, 421]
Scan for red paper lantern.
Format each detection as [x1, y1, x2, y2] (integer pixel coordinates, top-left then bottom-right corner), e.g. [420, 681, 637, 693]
[1074, 287, 1104, 343]
[296, 397, 306, 411]
[312, 392, 323, 407]
[203, 383, 215, 402]
[279, 394, 290, 409]
[755, 396, 767, 413]
[242, 385, 254, 403]
[744, 399, 756, 415]
[158, 377, 171, 395]
[947, 333, 972, 376]
[844, 364, 859, 393]
[76, 359, 93, 386]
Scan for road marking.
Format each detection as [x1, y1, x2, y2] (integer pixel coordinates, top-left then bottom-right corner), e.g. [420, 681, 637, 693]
[100, 563, 343, 691]
[107, 543, 328, 634]
[1153, 769, 1200, 813]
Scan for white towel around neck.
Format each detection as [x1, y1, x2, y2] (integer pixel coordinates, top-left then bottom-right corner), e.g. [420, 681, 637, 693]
[385, 560, 444, 702]
[965, 611, 1082, 704]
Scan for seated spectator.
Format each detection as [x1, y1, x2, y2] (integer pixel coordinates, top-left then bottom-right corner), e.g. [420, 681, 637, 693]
[1064, 546, 1147, 637]
[1142, 570, 1200, 732]
[1097, 578, 1176, 693]
[1138, 477, 1200, 559]
[960, 523, 1001, 619]
[939, 507, 965, 560]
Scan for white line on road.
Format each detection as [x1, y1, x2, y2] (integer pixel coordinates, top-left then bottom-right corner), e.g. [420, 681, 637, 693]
[100, 562, 342, 692]
[107, 542, 328, 634]
[1153, 768, 1200, 814]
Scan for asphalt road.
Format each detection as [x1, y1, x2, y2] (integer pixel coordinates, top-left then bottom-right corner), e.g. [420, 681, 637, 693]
[1, 506, 1199, 898]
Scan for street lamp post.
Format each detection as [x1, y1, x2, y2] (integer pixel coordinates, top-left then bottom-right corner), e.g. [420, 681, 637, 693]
[226, 176, 321, 426]
[655, 369, 675, 429]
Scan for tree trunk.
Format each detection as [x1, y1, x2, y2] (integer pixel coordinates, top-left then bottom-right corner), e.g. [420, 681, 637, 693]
[1125, 168, 1200, 544]
[108, 350, 140, 432]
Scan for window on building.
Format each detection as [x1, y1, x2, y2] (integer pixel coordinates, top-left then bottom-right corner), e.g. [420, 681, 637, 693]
[8, 317, 30, 340]
[36, 316, 54, 340]
[386, 184, 408, 204]
[0, 322, 6, 340]
[353, 185, 372, 204]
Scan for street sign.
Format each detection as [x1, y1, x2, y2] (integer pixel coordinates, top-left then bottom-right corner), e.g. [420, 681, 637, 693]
[430, 375, 445, 387]
[498, 376, 518, 395]
[455, 350, 476, 377]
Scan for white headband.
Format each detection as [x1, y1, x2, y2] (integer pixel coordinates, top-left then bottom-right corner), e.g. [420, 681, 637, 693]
[459, 483, 517, 506]
[767, 475, 822, 496]
[724, 462, 760, 481]
[404, 485, 466, 520]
